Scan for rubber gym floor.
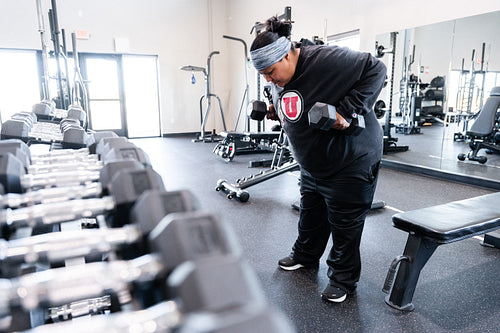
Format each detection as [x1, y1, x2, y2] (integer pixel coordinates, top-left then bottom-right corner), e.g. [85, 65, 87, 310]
[132, 136, 499, 333]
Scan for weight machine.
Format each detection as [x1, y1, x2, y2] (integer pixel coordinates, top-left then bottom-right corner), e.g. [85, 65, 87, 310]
[212, 7, 292, 162]
[375, 32, 409, 153]
[395, 44, 423, 135]
[211, 37, 280, 162]
[34, 0, 89, 126]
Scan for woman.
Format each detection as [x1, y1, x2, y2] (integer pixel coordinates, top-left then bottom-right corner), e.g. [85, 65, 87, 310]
[250, 17, 386, 303]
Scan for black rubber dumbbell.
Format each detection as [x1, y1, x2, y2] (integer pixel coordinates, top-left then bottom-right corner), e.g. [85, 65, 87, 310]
[0, 212, 247, 329]
[249, 86, 275, 121]
[0, 188, 198, 277]
[308, 102, 337, 131]
[249, 100, 268, 121]
[308, 102, 365, 131]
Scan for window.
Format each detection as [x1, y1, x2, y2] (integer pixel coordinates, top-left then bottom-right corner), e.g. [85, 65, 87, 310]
[0, 49, 40, 121]
[0, 49, 161, 138]
[327, 29, 360, 51]
[448, 69, 500, 113]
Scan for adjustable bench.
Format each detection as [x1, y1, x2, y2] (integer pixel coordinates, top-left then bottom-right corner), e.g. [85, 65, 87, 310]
[382, 192, 500, 311]
[457, 86, 500, 164]
[213, 131, 280, 161]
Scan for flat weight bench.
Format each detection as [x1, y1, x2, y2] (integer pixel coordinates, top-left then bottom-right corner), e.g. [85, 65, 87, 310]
[382, 192, 500, 311]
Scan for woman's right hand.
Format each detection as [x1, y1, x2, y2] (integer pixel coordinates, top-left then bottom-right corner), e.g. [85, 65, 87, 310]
[333, 112, 350, 130]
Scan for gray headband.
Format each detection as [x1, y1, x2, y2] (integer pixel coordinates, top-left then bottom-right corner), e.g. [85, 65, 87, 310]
[250, 37, 292, 71]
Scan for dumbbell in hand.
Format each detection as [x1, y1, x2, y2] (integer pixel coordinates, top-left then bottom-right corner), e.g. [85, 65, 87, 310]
[249, 86, 278, 122]
[308, 102, 365, 132]
[249, 100, 269, 121]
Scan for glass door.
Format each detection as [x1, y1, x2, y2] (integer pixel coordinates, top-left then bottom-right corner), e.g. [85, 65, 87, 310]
[122, 55, 161, 137]
[81, 54, 127, 137]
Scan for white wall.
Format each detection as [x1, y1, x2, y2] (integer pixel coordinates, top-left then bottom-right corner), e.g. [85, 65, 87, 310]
[451, 11, 500, 71]
[222, 0, 500, 131]
[1, 0, 499, 134]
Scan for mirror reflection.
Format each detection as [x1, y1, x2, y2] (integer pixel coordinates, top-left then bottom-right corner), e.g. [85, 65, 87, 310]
[375, 11, 500, 186]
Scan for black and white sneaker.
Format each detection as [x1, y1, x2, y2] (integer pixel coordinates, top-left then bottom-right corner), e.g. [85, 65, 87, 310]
[278, 255, 318, 271]
[321, 285, 347, 303]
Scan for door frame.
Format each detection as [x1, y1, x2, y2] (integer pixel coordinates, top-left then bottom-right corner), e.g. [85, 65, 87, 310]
[79, 53, 128, 137]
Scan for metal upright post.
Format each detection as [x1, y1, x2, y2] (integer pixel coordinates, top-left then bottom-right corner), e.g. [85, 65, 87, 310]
[71, 32, 89, 125]
[61, 28, 72, 105]
[35, 0, 50, 100]
[223, 35, 250, 132]
[48, 0, 66, 109]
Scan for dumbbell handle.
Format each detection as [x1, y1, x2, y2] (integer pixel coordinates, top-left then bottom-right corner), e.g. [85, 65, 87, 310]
[31, 147, 90, 158]
[27, 160, 102, 174]
[47, 295, 112, 323]
[0, 254, 164, 314]
[0, 196, 115, 228]
[24, 300, 181, 333]
[0, 183, 103, 208]
[30, 122, 63, 142]
[31, 153, 98, 166]
[21, 170, 100, 189]
[0, 225, 141, 267]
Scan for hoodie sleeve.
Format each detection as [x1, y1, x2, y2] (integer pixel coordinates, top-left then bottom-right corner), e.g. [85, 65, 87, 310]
[335, 52, 387, 121]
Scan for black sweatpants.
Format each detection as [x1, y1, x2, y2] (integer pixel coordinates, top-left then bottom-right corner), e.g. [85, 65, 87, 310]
[291, 159, 380, 293]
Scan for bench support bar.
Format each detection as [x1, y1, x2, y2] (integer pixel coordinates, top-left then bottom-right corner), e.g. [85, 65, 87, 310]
[385, 234, 439, 311]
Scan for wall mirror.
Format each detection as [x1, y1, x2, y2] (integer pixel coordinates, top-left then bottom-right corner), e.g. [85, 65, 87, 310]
[375, 10, 500, 188]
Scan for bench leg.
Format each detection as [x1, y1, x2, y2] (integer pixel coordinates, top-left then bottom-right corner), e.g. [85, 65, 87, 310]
[385, 234, 439, 311]
[483, 230, 500, 249]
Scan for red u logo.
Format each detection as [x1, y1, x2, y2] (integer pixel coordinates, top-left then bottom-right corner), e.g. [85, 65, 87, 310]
[283, 96, 299, 118]
[280, 91, 302, 122]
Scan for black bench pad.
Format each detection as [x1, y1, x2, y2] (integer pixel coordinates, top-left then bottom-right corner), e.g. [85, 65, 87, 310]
[247, 132, 280, 140]
[392, 192, 500, 244]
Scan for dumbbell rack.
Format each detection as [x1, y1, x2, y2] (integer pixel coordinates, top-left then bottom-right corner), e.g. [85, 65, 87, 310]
[0, 119, 294, 332]
[1, 101, 88, 149]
